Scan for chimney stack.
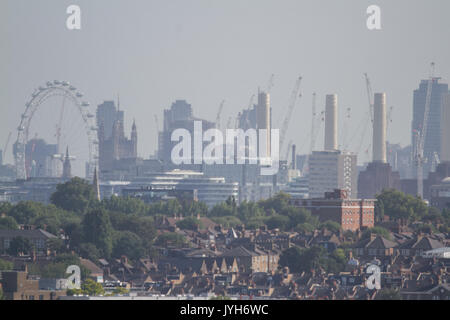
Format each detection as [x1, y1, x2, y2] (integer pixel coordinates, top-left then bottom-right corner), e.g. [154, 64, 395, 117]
[372, 93, 387, 163]
[324, 94, 338, 151]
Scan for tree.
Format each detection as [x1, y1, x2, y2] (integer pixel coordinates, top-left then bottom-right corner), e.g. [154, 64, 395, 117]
[109, 214, 156, 252]
[155, 232, 188, 248]
[362, 226, 391, 240]
[319, 220, 341, 234]
[376, 189, 427, 222]
[51, 177, 97, 214]
[376, 288, 402, 300]
[210, 215, 242, 228]
[237, 201, 264, 223]
[82, 207, 113, 258]
[0, 216, 18, 230]
[0, 258, 13, 271]
[176, 217, 203, 231]
[47, 238, 67, 255]
[266, 214, 290, 230]
[7, 236, 34, 256]
[78, 243, 101, 262]
[101, 196, 148, 216]
[112, 231, 145, 260]
[80, 279, 105, 296]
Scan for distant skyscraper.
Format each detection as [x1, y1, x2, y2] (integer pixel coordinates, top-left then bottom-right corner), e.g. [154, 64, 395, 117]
[308, 150, 358, 199]
[158, 100, 215, 164]
[441, 93, 450, 163]
[411, 78, 448, 178]
[97, 100, 138, 175]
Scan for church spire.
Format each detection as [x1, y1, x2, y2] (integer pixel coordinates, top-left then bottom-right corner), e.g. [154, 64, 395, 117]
[62, 146, 71, 179]
[93, 167, 101, 201]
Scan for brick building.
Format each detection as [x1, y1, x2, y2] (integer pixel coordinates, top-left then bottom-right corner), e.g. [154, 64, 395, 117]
[290, 189, 375, 231]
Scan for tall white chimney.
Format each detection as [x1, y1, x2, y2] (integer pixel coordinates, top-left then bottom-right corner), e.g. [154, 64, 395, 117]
[324, 94, 338, 151]
[372, 93, 387, 163]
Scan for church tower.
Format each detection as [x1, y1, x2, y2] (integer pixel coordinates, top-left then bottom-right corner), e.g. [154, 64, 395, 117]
[62, 147, 71, 179]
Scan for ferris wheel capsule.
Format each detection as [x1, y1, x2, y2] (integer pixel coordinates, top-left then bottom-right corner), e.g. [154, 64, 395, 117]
[69, 86, 76, 91]
[46, 81, 52, 87]
[76, 92, 83, 98]
[62, 81, 69, 86]
[53, 80, 61, 85]
[81, 102, 90, 107]
[87, 113, 94, 118]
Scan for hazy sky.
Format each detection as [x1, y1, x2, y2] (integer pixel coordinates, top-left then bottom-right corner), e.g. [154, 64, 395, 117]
[1, 0, 450, 168]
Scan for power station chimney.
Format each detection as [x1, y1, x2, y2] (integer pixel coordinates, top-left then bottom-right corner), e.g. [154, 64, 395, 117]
[324, 94, 338, 151]
[441, 92, 450, 162]
[257, 91, 271, 158]
[372, 93, 387, 163]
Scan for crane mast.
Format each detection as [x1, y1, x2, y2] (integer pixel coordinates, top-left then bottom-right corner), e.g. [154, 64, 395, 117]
[279, 76, 302, 158]
[415, 62, 435, 199]
[215, 100, 226, 130]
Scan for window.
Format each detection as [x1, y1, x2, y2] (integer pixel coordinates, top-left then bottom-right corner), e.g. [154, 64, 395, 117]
[39, 295, 44, 300]
[29, 296, 35, 300]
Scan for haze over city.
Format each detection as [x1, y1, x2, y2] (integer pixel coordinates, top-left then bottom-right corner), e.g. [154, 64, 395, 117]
[2, 0, 450, 166]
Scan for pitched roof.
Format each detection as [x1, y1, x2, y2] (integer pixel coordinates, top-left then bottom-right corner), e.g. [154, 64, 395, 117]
[0, 228, 57, 239]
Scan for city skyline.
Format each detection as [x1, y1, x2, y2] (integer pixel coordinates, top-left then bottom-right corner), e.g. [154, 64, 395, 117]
[2, 0, 450, 166]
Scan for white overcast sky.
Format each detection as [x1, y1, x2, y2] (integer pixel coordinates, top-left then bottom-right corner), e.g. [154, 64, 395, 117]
[1, 0, 450, 166]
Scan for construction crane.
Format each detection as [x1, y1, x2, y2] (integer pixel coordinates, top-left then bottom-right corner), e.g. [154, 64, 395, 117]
[2, 132, 12, 162]
[356, 73, 375, 160]
[387, 106, 394, 132]
[285, 139, 293, 165]
[266, 74, 275, 94]
[301, 93, 324, 174]
[215, 100, 226, 130]
[415, 62, 435, 199]
[243, 94, 255, 129]
[279, 76, 303, 157]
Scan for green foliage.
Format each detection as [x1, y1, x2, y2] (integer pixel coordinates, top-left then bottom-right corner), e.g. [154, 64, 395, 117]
[112, 287, 129, 295]
[210, 295, 231, 300]
[0, 216, 18, 230]
[82, 207, 113, 258]
[376, 189, 428, 222]
[112, 231, 145, 260]
[0, 258, 13, 271]
[155, 232, 188, 248]
[376, 288, 402, 300]
[47, 238, 67, 255]
[266, 214, 290, 230]
[258, 192, 291, 215]
[28, 254, 90, 280]
[79, 279, 105, 296]
[319, 220, 341, 233]
[50, 177, 97, 214]
[361, 226, 391, 240]
[237, 201, 264, 222]
[279, 246, 346, 274]
[101, 196, 148, 216]
[78, 243, 101, 262]
[210, 215, 242, 228]
[7, 236, 34, 256]
[147, 199, 182, 216]
[176, 217, 203, 231]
